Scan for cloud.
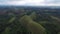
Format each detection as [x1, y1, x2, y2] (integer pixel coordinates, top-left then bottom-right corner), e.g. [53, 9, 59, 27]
[0, 0, 45, 6]
[24, 0, 60, 6]
[0, 0, 21, 1]
[0, 0, 60, 6]
[0, 0, 26, 5]
[24, 0, 45, 6]
[0, 0, 22, 2]
[0, 1, 26, 5]
[46, 0, 60, 3]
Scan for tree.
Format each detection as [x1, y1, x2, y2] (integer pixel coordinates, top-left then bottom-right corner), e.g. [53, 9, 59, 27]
[2, 27, 11, 34]
[58, 32, 60, 34]
[30, 12, 37, 20]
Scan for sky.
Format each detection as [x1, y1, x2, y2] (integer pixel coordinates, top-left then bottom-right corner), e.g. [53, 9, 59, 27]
[0, 0, 60, 6]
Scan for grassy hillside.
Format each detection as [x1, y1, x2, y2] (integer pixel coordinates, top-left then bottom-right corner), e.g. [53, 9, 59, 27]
[0, 7, 60, 34]
[20, 15, 46, 34]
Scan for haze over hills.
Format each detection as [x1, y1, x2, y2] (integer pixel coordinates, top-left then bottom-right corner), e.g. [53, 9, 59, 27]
[0, 5, 60, 9]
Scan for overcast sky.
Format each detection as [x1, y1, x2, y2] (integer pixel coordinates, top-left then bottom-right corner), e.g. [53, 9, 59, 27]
[0, 0, 60, 6]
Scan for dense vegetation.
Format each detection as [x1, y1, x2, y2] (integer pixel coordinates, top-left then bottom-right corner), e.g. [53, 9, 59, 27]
[0, 6, 60, 34]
